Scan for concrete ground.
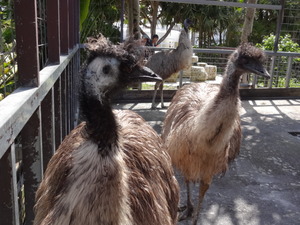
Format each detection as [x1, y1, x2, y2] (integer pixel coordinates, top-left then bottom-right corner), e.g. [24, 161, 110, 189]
[114, 99, 300, 225]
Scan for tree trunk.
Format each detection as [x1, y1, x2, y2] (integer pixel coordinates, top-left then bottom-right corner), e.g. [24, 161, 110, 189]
[241, 0, 258, 43]
[240, 0, 258, 87]
[126, 0, 140, 39]
[150, 1, 159, 38]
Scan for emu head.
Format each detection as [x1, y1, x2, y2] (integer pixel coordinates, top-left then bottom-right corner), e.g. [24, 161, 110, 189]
[183, 19, 192, 32]
[83, 34, 161, 98]
[230, 43, 270, 79]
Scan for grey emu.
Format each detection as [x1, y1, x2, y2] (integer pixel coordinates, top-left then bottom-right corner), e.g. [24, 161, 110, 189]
[146, 19, 193, 109]
[162, 43, 270, 225]
[34, 35, 179, 225]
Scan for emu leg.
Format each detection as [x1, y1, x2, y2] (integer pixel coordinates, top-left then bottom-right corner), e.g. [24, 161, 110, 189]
[179, 181, 193, 221]
[192, 180, 210, 225]
[159, 82, 165, 108]
[151, 81, 161, 109]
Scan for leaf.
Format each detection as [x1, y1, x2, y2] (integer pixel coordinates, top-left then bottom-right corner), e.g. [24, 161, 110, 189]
[80, 0, 91, 31]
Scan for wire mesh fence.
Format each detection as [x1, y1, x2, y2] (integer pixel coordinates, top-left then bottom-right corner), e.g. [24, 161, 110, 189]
[0, 0, 50, 101]
[37, 0, 48, 69]
[282, 0, 300, 44]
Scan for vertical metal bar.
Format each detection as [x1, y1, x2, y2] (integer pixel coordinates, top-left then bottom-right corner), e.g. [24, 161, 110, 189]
[61, 70, 67, 138]
[47, 0, 60, 64]
[66, 65, 71, 133]
[70, 58, 75, 130]
[74, 0, 79, 45]
[76, 0, 80, 44]
[285, 56, 293, 88]
[41, 90, 55, 171]
[60, 0, 69, 54]
[11, 144, 20, 225]
[179, 70, 183, 87]
[274, 0, 285, 52]
[14, 0, 39, 87]
[73, 51, 80, 126]
[252, 75, 257, 89]
[21, 109, 42, 225]
[0, 147, 14, 225]
[268, 56, 276, 89]
[51, 87, 56, 151]
[54, 78, 62, 150]
[69, 0, 75, 49]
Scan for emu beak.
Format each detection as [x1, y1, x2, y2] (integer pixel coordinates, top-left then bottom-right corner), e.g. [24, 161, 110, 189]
[129, 66, 162, 82]
[246, 64, 271, 79]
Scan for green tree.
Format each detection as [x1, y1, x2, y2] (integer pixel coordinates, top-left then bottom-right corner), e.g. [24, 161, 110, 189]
[0, 0, 17, 100]
[256, 33, 300, 88]
[80, 0, 121, 43]
[257, 33, 300, 52]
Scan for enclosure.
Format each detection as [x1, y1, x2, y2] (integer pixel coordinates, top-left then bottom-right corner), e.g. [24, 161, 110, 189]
[0, 0, 299, 225]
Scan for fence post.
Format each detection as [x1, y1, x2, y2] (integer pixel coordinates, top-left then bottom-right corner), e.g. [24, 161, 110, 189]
[268, 56, 276, 88]
[41, 90, 55, 171]
[60, 0, 70, 54]
[54, 78, 62, 150]
[0, 145, 20, 225]
[285, 56, 293, 88]
[21, 109, 43, 225]
[14, 0, 39, 87]
[47, 0, 61, 64]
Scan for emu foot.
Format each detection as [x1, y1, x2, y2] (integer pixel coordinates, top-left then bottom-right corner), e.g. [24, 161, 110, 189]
[178, 205, 193, 221]
[151, 103, 158, 110]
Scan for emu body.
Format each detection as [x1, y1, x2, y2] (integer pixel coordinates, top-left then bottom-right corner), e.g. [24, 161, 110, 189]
[162, 43, 270, 225]
[146, 19, 193, 109]
[34, 35, 179, 225]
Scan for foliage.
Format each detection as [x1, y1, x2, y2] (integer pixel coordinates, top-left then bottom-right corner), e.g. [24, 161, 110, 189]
[250, 9, 277, 44]
[258, 77, 300, 88]
[256, 33, 300, 88]
[80, 0, 91, 31]
[256, 33, 300, 52]
[80, 0, 121, 44]
[1, 0, 17, 100]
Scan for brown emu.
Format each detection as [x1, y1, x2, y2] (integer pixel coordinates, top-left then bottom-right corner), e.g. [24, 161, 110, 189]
[162, 43, 270, 225]
[146, 19, 193, 109]
[34, 35, 179, 225]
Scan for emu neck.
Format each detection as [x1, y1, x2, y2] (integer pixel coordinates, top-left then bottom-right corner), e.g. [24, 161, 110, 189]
[81, 94, 118, 154]
[217, 62, 242, 99]
[197, 62, 241, 146]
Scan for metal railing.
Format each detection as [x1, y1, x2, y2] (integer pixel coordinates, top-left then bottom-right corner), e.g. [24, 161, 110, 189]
[0, 1, 80, 225]
[115, 47, 300, 102]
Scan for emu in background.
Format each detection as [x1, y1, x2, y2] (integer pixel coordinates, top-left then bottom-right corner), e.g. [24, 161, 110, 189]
[146, 19, 193, 109]
[162, 43, 270, 225]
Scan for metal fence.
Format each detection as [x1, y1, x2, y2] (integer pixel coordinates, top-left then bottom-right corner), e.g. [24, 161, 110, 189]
[193, 48, 300, 89]
[0, 1, 299, 225]
[115, 47, 300, 102]
[0, 1, 80, 225]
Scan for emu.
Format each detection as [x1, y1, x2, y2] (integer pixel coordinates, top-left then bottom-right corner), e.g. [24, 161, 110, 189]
[162, 43, 270, 225]
[146, 19, 193, 109]
[34, 35, 179, 225]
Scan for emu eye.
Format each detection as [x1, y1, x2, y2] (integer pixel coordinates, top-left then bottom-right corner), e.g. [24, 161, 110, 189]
[103, 65, 111, 74]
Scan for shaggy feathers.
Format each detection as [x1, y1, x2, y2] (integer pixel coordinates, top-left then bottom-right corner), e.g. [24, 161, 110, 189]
[146, 19, 193, 108]
[34, 35, 179, 225]
[162, 43, 270, 225]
